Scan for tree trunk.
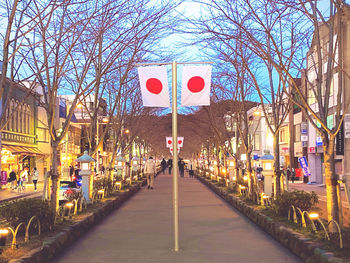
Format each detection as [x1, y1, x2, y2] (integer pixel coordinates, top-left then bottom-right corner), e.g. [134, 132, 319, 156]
[50, 140, 60, 212]
[273, 133, 281, 196]
[323, 135, 340, 231]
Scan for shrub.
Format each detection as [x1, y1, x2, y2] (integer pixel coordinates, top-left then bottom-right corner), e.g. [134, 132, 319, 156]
[0, 198, 55, 232]
[227, 182, 239, 193]
[64, 188, 83, 202]
[272, 190, 318, 217]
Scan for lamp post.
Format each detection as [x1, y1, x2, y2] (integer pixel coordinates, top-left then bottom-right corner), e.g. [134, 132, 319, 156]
[0, 228, 9, 254]
[75, 151, 95, 203]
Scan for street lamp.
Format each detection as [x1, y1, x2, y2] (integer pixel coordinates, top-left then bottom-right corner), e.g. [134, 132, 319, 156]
[76, 151, 95, 203]
[0, 228, 9, 254]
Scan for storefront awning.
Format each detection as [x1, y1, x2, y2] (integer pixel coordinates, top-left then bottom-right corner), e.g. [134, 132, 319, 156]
[4, 145, 44, 155]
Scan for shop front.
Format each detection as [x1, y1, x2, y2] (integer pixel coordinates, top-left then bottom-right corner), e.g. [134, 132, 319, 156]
[1, 144, 45, 183]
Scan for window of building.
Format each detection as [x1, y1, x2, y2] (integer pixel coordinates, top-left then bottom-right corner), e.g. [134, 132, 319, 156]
[37, 127, 49, 143]
[254, 133, 260, 151]
[279, 127, 289, 144]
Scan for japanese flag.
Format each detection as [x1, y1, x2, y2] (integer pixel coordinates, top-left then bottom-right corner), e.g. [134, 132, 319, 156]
[137, 66, 170, 107]
[181, 65, 212, 106]
[178, 137, 184, 147]
[166, 136, 184, 148]
[166, 137, 172, 148]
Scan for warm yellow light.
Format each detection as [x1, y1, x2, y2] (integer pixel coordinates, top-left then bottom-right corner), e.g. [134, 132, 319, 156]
[253, 110, 261, 116]
[98, 189, 104, 194]
[133, 161, 138, 165]
[243, 176, 248, 181]
[116, 182, 121, 185]
[209, 166, 214, 172]
[233, 176, 237, 181]
[102, 117, 109, 123]
[213, 161, 217, 165]
[262, 195, 269, 199]
[0, 229, 9, 234]
[222, 168, 226, 174]
[76, 103, 83, 109]
[309, 213, 319, 220]
[117, 161, 123, 166]
[124, 129, 130, 134]
[65, 202, 74, 208]
[240, 185, 246, 189]
[229, 161, 234, 167]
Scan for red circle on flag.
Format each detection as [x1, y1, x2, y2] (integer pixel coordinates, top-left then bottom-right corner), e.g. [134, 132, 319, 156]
[146, 78, 163, 94]
[178, 140, 182, 144]
[187, 76, 205, 93]
[168, 140, 172, 145]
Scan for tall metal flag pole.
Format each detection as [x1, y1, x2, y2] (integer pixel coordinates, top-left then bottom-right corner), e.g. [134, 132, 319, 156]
[171, 61, 179, 251]
[136, 60, 212, 253]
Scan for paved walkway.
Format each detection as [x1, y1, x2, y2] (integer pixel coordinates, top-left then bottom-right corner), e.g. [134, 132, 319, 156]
[0, 182, 43, 202]
[52, 173, 302, 263]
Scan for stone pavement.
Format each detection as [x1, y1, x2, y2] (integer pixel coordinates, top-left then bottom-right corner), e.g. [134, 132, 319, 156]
[0, 182, 43, 202]
[52, 173, 302, 263]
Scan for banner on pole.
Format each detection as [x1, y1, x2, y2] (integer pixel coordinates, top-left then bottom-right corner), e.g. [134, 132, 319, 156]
[165, 137, 184, 148]
[181, 65, 212, 106]
[137, 66, 170, 107]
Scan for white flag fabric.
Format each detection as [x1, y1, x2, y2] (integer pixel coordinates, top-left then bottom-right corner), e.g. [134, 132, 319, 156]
[177, 137, 184, 147]
[166, 136, 184, 148]
[166, 137, 172, 148]
[181, 65, 212, 106]
[137, 66, 170, 107]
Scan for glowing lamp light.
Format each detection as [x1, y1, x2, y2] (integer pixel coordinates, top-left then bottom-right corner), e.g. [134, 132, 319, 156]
[229, 161, 234, 167]
[243, 176, 248, 181]
[97, 189, 104, 194]
[117, 161, 122, 166]
[0, 229, 9, 235]
[213, 160, 217, 165]
[233, 176, 237, 181]
[209, 166, 214, 172]
[133, 161, 138, 165]
[65, 202, 74, 208]
[222, 168, 226, 174]
[82, 163, 89, 170]
[309, 213, 319, 220]
[0, 228, 9, 247]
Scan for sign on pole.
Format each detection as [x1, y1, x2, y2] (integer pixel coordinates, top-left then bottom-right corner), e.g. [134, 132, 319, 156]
[345, 114, 350, 138]
[298, 157, 311, 177]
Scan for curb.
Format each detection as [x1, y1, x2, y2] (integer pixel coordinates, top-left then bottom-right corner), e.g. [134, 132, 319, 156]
[196, 175, 346, 263]
[8, 180, 146, 263]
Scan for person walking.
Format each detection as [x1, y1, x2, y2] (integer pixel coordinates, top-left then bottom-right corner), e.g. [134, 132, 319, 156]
[291, 168, 296, 183]
[178, 158, 185, 178]
[188, 161, 194, 178]
[161, 158, 167, 174]
[9, 170, 17, 190]
[167, 159, 173, 174]
[144, 157, 156, 189]
[32, 167, 39, 191]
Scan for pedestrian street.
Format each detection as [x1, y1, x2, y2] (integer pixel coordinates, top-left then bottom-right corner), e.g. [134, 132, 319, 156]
[52, 172, 301, 263]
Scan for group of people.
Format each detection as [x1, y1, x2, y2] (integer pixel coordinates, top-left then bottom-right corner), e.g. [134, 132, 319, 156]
[144, 157, 195, 189]
[7, 167, 39, 191]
